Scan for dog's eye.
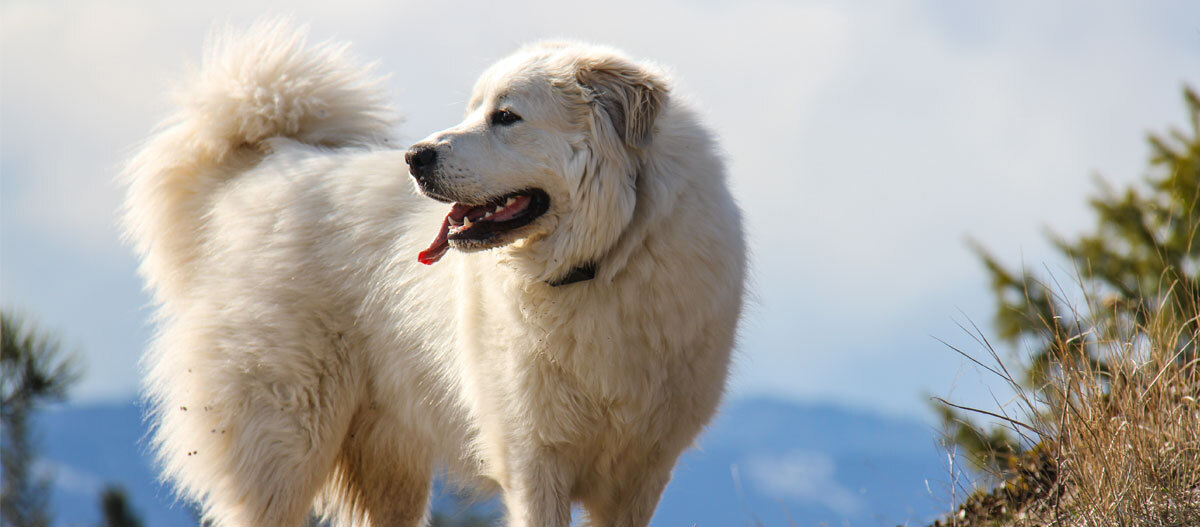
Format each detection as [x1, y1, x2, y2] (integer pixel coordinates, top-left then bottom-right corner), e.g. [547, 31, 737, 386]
[489, 109, 522, 127]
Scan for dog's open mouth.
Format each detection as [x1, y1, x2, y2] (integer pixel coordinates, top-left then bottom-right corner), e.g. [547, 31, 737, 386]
[418, 189, 550, 265]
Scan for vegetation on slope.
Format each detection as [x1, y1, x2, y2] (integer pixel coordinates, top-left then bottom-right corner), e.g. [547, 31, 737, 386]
[934, 88, 1200, 526]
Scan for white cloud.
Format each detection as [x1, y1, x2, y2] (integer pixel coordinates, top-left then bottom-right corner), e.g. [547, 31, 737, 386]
[1, 0, 1197, 411]
[35, 458, 105, 496]
[721, 0, 1200, 415]
[745, 450, 863, 515]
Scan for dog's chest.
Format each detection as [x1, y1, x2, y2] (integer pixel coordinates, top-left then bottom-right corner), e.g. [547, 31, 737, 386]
[467, 282, 675, 439]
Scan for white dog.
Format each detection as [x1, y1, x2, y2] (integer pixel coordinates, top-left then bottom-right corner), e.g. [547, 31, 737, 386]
[123, 21, 745, 527]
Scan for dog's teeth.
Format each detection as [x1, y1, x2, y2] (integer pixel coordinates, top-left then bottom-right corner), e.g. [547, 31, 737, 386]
[494, 205, 504, 213]
[463, 217, 472, 228]
[483, 211, 494, 219]
[505, 197, 516, 206]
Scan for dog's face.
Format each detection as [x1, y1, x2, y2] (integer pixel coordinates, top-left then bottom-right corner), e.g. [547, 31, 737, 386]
[408, 43, 668, 275]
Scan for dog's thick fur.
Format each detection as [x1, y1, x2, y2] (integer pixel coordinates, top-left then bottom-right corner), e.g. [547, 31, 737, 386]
[123, 21, 745, 527]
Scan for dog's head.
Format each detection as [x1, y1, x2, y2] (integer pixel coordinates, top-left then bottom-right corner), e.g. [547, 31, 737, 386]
[408, 42, 669, 282]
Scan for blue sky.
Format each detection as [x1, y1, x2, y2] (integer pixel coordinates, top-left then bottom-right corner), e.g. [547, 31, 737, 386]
[2, 0, 1198, 420]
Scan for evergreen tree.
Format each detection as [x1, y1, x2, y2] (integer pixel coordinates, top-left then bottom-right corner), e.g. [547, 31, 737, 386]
[1, 311, 80, 527]
[98, 486, 144, 527]
[942, 87, 1200, 476]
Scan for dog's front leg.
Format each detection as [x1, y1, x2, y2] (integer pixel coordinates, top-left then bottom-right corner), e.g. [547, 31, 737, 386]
[580, 447, 676, 527]
[502, 444, 573, 527]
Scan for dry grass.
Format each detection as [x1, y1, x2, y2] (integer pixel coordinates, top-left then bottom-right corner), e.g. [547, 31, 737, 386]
[1054, 300, 1200, 525]
[934, 277, 1200, 526]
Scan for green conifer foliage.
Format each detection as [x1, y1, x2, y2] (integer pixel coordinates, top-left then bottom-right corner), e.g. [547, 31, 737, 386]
[1, 311, 80, 527]
[99, 486, 144, 527]
[944, 87, 1200, 476]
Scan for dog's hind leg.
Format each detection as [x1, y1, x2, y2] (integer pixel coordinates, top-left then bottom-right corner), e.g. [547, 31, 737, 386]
[319, 411, 434, 527]
[150, 320, 365, 527]
[211, 376, 362, 526]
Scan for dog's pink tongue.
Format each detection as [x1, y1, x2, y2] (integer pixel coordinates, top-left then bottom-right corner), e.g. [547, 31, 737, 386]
[417, 204, 473, 265]
[417, 217, 450, 265]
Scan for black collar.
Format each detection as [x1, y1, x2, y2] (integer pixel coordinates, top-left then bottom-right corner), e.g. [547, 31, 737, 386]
[546, 262, 596, 287]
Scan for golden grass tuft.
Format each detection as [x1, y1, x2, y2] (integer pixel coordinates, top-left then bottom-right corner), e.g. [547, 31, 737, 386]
[934, 278, 1200, 526]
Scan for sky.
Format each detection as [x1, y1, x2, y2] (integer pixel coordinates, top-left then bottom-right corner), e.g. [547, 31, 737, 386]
[2, 0, 1198, 421]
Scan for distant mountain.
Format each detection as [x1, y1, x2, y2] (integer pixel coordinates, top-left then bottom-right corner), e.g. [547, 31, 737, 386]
[33, 398, 956, 526]
[656, 398, 954, 526]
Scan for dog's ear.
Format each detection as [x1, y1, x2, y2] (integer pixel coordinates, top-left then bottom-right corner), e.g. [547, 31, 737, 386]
[576, 56, 668, 149]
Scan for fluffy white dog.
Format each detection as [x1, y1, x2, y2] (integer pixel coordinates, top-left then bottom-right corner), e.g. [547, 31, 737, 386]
[123, 21, 745, 527]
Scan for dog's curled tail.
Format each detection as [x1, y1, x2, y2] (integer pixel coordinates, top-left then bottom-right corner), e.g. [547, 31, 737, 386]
[122, 19, 395, 304]
[182, 19, 395, 155]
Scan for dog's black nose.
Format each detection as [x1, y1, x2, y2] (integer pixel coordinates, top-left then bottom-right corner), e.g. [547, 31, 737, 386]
[406, 145, 438, 182]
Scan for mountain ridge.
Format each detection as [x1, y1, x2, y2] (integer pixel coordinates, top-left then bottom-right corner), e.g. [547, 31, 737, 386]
[34, 397, 953, 526]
